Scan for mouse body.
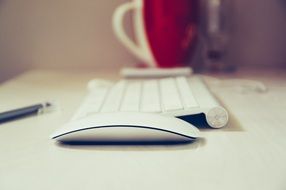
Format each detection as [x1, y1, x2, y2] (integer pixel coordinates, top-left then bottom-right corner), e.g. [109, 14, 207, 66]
[51, 112, 200, 143]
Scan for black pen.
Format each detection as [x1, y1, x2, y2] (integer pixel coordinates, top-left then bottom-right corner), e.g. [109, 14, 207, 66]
[0, 102, 53, 124]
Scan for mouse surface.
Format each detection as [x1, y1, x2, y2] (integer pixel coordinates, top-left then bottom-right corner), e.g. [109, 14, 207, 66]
[51, 112, 200, 143]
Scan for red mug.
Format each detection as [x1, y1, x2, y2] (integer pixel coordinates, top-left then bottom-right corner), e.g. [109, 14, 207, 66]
[113, 0, 198, 68]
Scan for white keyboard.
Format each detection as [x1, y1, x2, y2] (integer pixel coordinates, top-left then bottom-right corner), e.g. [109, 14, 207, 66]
[72, 76, 228, 128]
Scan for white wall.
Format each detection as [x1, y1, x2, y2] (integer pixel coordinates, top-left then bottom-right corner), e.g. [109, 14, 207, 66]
[0, 0, 135, 81]
[229, 0, 286, 68]
[0, 0, 286, 81]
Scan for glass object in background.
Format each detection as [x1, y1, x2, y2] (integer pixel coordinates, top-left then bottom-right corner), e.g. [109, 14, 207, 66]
[112, 0, 199, 68]
[200, 0, 235, 72]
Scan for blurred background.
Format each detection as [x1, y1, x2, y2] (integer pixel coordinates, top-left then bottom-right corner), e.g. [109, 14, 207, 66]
[0, 0, 286, 82]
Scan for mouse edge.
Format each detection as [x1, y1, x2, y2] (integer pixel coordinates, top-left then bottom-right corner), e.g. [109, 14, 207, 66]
[50, 125, 199, 142]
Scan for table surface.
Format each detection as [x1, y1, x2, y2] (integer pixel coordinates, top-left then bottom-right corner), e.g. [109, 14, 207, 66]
[0, 68, 286, 190]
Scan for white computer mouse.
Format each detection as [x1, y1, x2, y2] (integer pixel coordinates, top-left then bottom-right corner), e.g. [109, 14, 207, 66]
[51, 112, 200, 143]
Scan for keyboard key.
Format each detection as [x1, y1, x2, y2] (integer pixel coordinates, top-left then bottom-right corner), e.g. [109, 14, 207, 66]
[84, 90, 109, 113]
[101, 80, 127, 112]
[120, 81, 141, 112]
[140, 80, 161, 113]
[72, 87, 109, 120]
[159, 78, 183, 112]
[176, 77, 198, 108]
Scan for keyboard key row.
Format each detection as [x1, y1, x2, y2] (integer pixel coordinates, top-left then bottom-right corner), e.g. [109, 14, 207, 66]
[75, 77, 199, 119]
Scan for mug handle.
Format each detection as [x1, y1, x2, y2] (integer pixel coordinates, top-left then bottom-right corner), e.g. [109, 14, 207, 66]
[112, 1, 154, 66]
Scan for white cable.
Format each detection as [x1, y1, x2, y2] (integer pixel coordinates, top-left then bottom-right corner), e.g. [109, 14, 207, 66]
[200, 75, 267, 93]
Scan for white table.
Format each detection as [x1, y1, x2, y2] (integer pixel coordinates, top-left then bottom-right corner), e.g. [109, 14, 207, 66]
[0, 69, 286, 190]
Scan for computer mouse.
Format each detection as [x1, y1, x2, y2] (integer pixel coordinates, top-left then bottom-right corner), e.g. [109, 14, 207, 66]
[51, 112, 200, 143]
